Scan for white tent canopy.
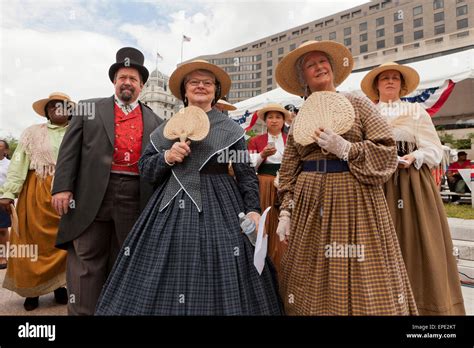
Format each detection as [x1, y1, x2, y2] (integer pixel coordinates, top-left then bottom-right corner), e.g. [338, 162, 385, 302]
[230, 48, 474, 126]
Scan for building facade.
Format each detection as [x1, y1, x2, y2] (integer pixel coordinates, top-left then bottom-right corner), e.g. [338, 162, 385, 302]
[190, 0, 473, 104]
[139, 69, 178, 121]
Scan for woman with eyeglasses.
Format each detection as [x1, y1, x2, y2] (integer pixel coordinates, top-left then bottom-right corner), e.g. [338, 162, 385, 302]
[96, 60, 283, 315]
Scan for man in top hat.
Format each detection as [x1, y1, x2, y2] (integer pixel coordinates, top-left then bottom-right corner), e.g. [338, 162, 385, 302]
[283, 104, 298, 134]
[51, 47, 162, 315]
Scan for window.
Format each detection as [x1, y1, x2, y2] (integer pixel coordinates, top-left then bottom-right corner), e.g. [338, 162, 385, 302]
[369, 4, 380, 11]
[414, 30, 424, 40]
[301, 27, 309, 34]
[292, 30, 300, 36]
[315, 35, 322, 41]
[267, 69, 272, 76]
[278, 47, 284, 55]
[267, 78, 272, 85]
[279, 35, 286, 41]
[267, 51, 272, 58]
[325, 19, 334, 26]
[394, 11, 403, 21]
[267, 60, 272, 67]
[360, 33, 368, 42]
[359, 22, 367, 31]
[315, 22, 323, 29]
[434, 12, 444, 22]
[414, 18, 423, 28]
[341, 13, 350, 20]
[457, 18, 468, 29]
[433, 0, 444, 9]
[413, 5, 423, 16]
[352, 10, 361, 17]
[394, 35, 404, 45]
[344, 38, 352, 46]
[394, 23, 403, 33]
[457, 5, 468, 16]
[435, 24, 445, 35]
[376, 28, 385, 38]
[289, 43, 296, 51]
[377, 40, 385, 49]
[376, 17, 385, 26]
[344, 27, 351, 36]
[329, 32, 336, 40]
[360, 44, 368, 53]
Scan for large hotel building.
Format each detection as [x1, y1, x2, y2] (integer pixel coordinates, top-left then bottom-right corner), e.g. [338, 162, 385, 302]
[191, 0, 473, 106]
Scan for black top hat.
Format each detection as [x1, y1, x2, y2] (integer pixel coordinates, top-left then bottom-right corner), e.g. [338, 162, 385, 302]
[108, 47, 149, 83]
[284, 104, 299, 114]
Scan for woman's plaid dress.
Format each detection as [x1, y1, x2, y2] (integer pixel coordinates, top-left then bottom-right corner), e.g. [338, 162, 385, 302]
[95, 110, 283, 315]
[277, 93, 418, 315]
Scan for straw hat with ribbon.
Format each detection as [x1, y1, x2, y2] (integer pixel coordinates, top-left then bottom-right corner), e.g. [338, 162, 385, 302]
[276, 40, 354, 97]
[216, 99, 237, 111]
[292, 91, 355, 146]
[32, 92, 75, 117]
[360, 62, 420, 102]
[169, 60, 231, 102]
[257, 103, 291, 122]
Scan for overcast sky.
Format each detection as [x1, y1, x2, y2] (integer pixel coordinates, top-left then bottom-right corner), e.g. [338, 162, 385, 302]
[0, 0, 368, 138]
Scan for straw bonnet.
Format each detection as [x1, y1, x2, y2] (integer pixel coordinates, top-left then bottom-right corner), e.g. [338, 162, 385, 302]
[275, 40, 354, 96]
[360, 62, 420, 101]
[163, 105, 210, 142]
[257, 103, 291, 122]
[108, 47, 149, 83]
[169, 60, 231, 101]
[32, 92, 75, 117]
[216, 99, 237, 111]
[292, 91, 355, 146]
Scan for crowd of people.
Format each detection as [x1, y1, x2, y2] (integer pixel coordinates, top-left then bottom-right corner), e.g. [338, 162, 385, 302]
[0, 42, 470, 315]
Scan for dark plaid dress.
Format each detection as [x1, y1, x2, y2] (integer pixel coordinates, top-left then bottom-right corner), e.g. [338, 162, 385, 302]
[95, 109, 283, 315]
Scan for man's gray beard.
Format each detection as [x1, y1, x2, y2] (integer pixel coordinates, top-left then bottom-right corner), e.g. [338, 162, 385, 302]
[120, 90, 133, 102]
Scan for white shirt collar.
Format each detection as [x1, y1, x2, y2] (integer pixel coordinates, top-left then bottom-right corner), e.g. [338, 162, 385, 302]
[114, 95, 139, 114]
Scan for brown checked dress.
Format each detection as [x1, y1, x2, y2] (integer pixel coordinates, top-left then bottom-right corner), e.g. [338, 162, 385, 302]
[277, 93, 418, 315]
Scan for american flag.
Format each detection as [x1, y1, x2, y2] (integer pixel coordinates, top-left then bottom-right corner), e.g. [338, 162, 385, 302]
[182, 35, 191, 42]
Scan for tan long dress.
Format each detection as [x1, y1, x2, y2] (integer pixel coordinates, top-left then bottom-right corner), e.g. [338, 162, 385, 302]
[278, 93, 418, 315]
[380, 100, 465, 315]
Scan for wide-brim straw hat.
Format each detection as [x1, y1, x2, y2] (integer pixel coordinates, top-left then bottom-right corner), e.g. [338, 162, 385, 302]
[32, 92, 75, 117]
[257, 103, 291, 122]
[360, 62, 420, 101]
[276, 40, 354, 96]
[169, 60, 231, 101]
[216, 99, 237, 111]
[293, 91, 355, 146]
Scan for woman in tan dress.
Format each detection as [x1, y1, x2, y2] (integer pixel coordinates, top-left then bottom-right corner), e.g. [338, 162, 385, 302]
[0, 92, 72, 311]
[248, 103, 290, 275]
[361, 62, 465, 315]
[274, 40, 418, 315]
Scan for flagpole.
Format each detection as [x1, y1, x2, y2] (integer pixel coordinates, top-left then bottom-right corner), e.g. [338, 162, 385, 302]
[181, 36, 184, 63]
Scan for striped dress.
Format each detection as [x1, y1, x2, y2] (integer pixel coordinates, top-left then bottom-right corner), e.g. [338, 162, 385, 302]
[277, 93, 418, 315]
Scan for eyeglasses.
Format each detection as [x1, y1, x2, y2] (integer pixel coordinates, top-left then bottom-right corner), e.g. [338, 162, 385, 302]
[186, 79, 215, 88]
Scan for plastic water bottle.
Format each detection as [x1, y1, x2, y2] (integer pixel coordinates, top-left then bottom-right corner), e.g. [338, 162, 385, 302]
[238, 212, 257, 246]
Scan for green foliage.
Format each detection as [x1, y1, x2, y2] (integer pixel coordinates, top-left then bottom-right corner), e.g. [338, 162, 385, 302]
[246, 130, 257, 144]
[438, 132, 473, 149]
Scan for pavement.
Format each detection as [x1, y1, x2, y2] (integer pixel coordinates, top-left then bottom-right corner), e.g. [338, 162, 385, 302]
[0, 218, 472, 316]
